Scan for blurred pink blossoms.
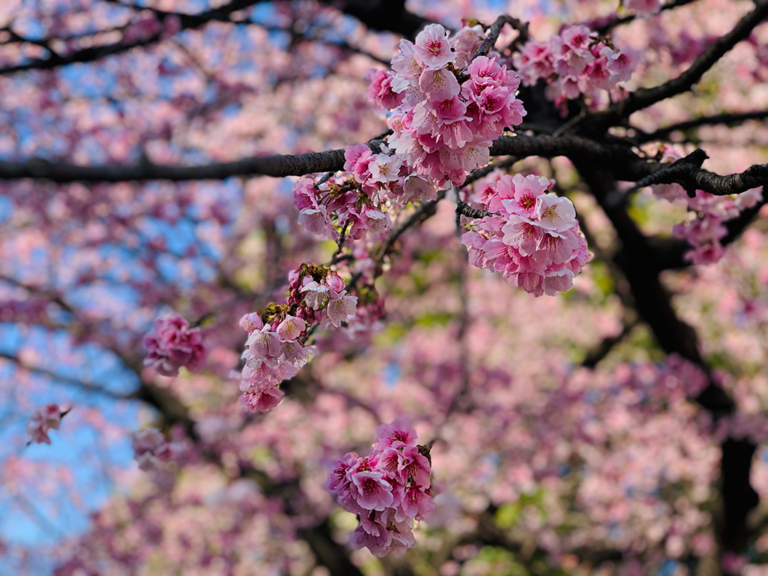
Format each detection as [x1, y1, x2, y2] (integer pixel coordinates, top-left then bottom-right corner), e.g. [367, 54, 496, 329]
[514, 25, 636, 111]
[624, 0, 662, 16]
[130, 428, 184, 472]
[328, 418, 434, 557]
[238, 266, 356, 412]
[143, 315, 206, 377]
[26, 403, 63, 445]
[462, 173, 590, 296]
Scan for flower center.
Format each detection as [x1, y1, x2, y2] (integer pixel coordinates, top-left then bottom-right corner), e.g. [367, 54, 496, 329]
[426, 40, 442, 56]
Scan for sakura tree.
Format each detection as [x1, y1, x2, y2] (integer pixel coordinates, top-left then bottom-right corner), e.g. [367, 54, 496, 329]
[1, 0, 768, 574]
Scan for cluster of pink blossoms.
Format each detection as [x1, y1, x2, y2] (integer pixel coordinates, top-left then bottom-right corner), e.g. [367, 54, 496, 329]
[27, 403, 64, 445]
[513, 25, 635, 109]
[143, 315, 206, 377]
[328, 419, 434, 557]
[239, 265, 357, 412]
[382, 24, 526, 186]
[130, 428, 184, 472]
[239, 311, 311, 412]
[652, 147, 764, 264]
[293, 156, 401, 242]
[462, 173, 590, 296]
[288, 265, 358, 328]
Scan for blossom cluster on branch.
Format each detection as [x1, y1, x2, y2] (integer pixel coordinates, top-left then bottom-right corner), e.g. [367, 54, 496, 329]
[238, 264, 357, 412]
[461, 173, 590, 296]
[384, 24, 526, 187]
[328, 419, 434, 557]
[514, 25, 636, 111]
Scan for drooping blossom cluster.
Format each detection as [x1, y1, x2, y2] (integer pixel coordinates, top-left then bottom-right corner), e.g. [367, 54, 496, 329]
[328, 419, 434, 557]
[130, 428, 184, 472]
[651, 147, 764, 264]
[26, 403, 64, 445]
[238, 310, 311, 412]
[238, 265, 357, 412]
[143, 315, 206, 377]
[513, 25, 636, 110]
[461, 173, 590, 296]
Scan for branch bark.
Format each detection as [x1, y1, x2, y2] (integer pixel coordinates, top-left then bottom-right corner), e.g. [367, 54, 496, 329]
[0, 134, 649, 183]
[0, 0, 267, 75]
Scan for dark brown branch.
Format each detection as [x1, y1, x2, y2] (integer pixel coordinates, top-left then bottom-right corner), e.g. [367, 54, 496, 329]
[0, 0, 430, 76]
[0, 134, 647, 183]
[631, 153, 768, 197]
[581, 316, 638, 368]
[3, 133, 762, 200]
[377, 189, 447, 261]
[632, 109, 768, 144]
[316, 0, 435, 40]
[297, 521, 366, 576]
[456, 200, 492, 219]
[585, 0, 768, 130]
[0, 0, 267, 75]
[464, 15, 528, 72]
[462, 155, 519, 185]
[0, 141, 381, 182]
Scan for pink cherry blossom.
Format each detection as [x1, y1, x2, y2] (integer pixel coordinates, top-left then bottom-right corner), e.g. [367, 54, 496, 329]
[143, 315, 206, 377]
[26, 403, 63, 445]
[414, 24, 455, 70]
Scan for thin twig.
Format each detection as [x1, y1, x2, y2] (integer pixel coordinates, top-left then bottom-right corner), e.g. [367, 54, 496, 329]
[461, 15, 529, 74]
[631, 109, 768, 144]
[595, 0, 698, 35]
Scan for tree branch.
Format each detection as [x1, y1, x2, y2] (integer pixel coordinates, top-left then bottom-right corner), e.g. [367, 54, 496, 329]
[594, 0, 699, 35]
[463, 15, 528, 74]
[585, 0, 768, 130]
[632, 109, 768, 144]
[0, 134, 645, 183]
[0, 142, 380, 182]
[0, 0, 267, 75]
[631, 153, 768, 197]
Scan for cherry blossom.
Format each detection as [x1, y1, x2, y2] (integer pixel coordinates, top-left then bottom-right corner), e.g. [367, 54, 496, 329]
[26, 403, 64, 445]
[143, 315, 207, 377]
[462, 174, 590, 296]
[329, 419, 434, 557]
